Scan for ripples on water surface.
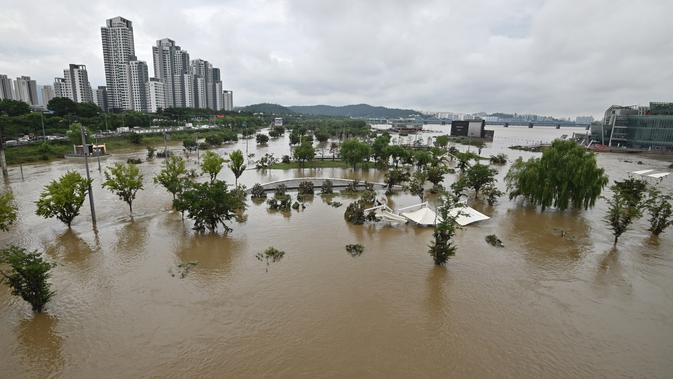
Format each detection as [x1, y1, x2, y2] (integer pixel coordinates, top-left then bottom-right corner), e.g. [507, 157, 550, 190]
[1, 125, 672, 378]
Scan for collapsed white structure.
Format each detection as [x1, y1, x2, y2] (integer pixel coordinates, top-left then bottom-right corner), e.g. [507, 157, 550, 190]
[365, 202, 490, 227]
[632, 169, 671, 179]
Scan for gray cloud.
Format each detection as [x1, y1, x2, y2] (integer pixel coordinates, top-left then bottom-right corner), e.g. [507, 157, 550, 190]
[0, 0, 671, 117]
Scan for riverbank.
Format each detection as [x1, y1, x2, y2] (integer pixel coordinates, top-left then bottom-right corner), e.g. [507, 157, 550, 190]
[3, 128, 245, 165]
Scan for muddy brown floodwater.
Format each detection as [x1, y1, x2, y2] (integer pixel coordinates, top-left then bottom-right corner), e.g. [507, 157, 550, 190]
[1, 126, 672, 378]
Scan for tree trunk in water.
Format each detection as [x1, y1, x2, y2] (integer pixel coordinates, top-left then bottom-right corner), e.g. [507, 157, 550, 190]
[0, 127, 8, 178]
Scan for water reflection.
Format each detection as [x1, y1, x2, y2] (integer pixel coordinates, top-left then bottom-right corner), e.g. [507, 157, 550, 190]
[504, 207, 592, 270]
[17, 314, 64, 378]
[175, 233, 245, 278]
[43, 230, 95, 266]
[113, 221, 149, 265]
[426, 267, 450, 317]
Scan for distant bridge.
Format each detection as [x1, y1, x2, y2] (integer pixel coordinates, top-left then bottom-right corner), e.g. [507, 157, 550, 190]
[246, 177, 400, 194]
[366, 118, 590, 128]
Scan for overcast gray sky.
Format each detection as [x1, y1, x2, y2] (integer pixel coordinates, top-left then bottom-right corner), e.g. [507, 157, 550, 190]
[1, 0, 672, 117]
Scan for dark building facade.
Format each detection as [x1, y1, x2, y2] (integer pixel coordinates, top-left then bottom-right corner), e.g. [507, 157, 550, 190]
[450, 120, 492, 140]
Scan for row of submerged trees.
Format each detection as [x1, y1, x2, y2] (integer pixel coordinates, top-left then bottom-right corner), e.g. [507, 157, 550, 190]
[18, 149, 249, 231]
[0, 149, 251, 313]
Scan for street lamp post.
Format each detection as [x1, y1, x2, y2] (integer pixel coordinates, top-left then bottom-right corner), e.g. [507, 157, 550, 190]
[80, 125, 97, 226]
[40, 112, 46, 141]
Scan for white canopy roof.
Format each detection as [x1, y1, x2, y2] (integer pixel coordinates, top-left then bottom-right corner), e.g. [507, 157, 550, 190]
[449, 206, 491, 226]
[400, 205, 490, 226]
[401, 207, 438, 226]
[648, 172, 670, 178]
[632, 169, 655, 175]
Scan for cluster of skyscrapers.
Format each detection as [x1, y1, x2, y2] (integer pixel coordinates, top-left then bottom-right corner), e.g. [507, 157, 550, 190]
[0, 74, 41, 105]
[0, 16, 233, 114]
[99, 16, 232, 113]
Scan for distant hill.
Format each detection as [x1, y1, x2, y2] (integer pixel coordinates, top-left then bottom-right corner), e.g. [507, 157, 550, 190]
[237, 103, 295, 115]
[288, 104, 422, 118]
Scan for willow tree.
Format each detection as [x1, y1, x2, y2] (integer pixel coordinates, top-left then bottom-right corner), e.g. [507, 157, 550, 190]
[505, 140, 608, 211]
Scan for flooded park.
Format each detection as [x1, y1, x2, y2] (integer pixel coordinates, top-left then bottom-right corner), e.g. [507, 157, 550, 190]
[1, 125, 672, 378]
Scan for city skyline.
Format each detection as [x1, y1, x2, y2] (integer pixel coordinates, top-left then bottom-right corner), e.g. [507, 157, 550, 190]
[1, 1, 673, 118]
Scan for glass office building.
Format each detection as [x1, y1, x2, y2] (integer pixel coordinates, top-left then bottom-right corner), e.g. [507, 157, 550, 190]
[592, 103, 673, 151]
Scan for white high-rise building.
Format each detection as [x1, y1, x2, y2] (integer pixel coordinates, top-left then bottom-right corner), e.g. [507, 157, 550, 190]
[14, 76, 38, 105]
[0, 74, 15, 100]
[63, 64, 94, 103]
[146, 78, 166, 113]
[152, 38, 190, 108]
[181, 73, 194, 108]
[189, 59, 223, 111]
[223, 90, 233, 111]
[128, 60, 149, 112]
[53, 78, 68, 98]
[193, 76, 207, 109]
[101, 16, 136, 111]
[41, 85, 55, 106]
[214, 81, 223, 111]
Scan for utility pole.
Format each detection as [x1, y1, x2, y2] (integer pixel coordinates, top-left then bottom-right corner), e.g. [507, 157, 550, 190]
[0, 124, 8, 179]
[40, 112, 46, 141]
[80, 125, 97, 226]
[94, 135, 101, 172]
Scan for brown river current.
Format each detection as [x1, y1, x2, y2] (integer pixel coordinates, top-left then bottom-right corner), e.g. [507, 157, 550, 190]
[1, 125, 672, 378]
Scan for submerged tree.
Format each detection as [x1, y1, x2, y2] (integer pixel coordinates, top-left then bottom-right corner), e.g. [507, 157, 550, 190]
[102, 163, 144, 215]
[384, 168, 410, 194]
[452, 163, 497, 199]
[174, 180, 245, 233]
[340, 139, 371, 169]
[153, 156, 188, 202]
[425, 165, 448, 193]
[256, 247, 285, 272]
[201, 151, 225, 182]
[604, 178, 648, 245]
[407, 171, 427, 201]
[506, 140, 609, 211]
[0, 246, 55, 313]
[228, 149, 246, 186]
[321, 179, 334, 194]
[428, 194, 462, 266]
[645, 188, 673, 236]
[0, 192, 18, 231]
[293, 142, 315, 168]
[36, 171, 92, 228]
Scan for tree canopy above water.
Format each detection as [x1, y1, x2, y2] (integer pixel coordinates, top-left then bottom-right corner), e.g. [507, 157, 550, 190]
[505, 140, 608, 211]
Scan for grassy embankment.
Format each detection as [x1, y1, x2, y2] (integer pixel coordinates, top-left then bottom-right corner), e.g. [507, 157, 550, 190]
[3, 129, 237, 165]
